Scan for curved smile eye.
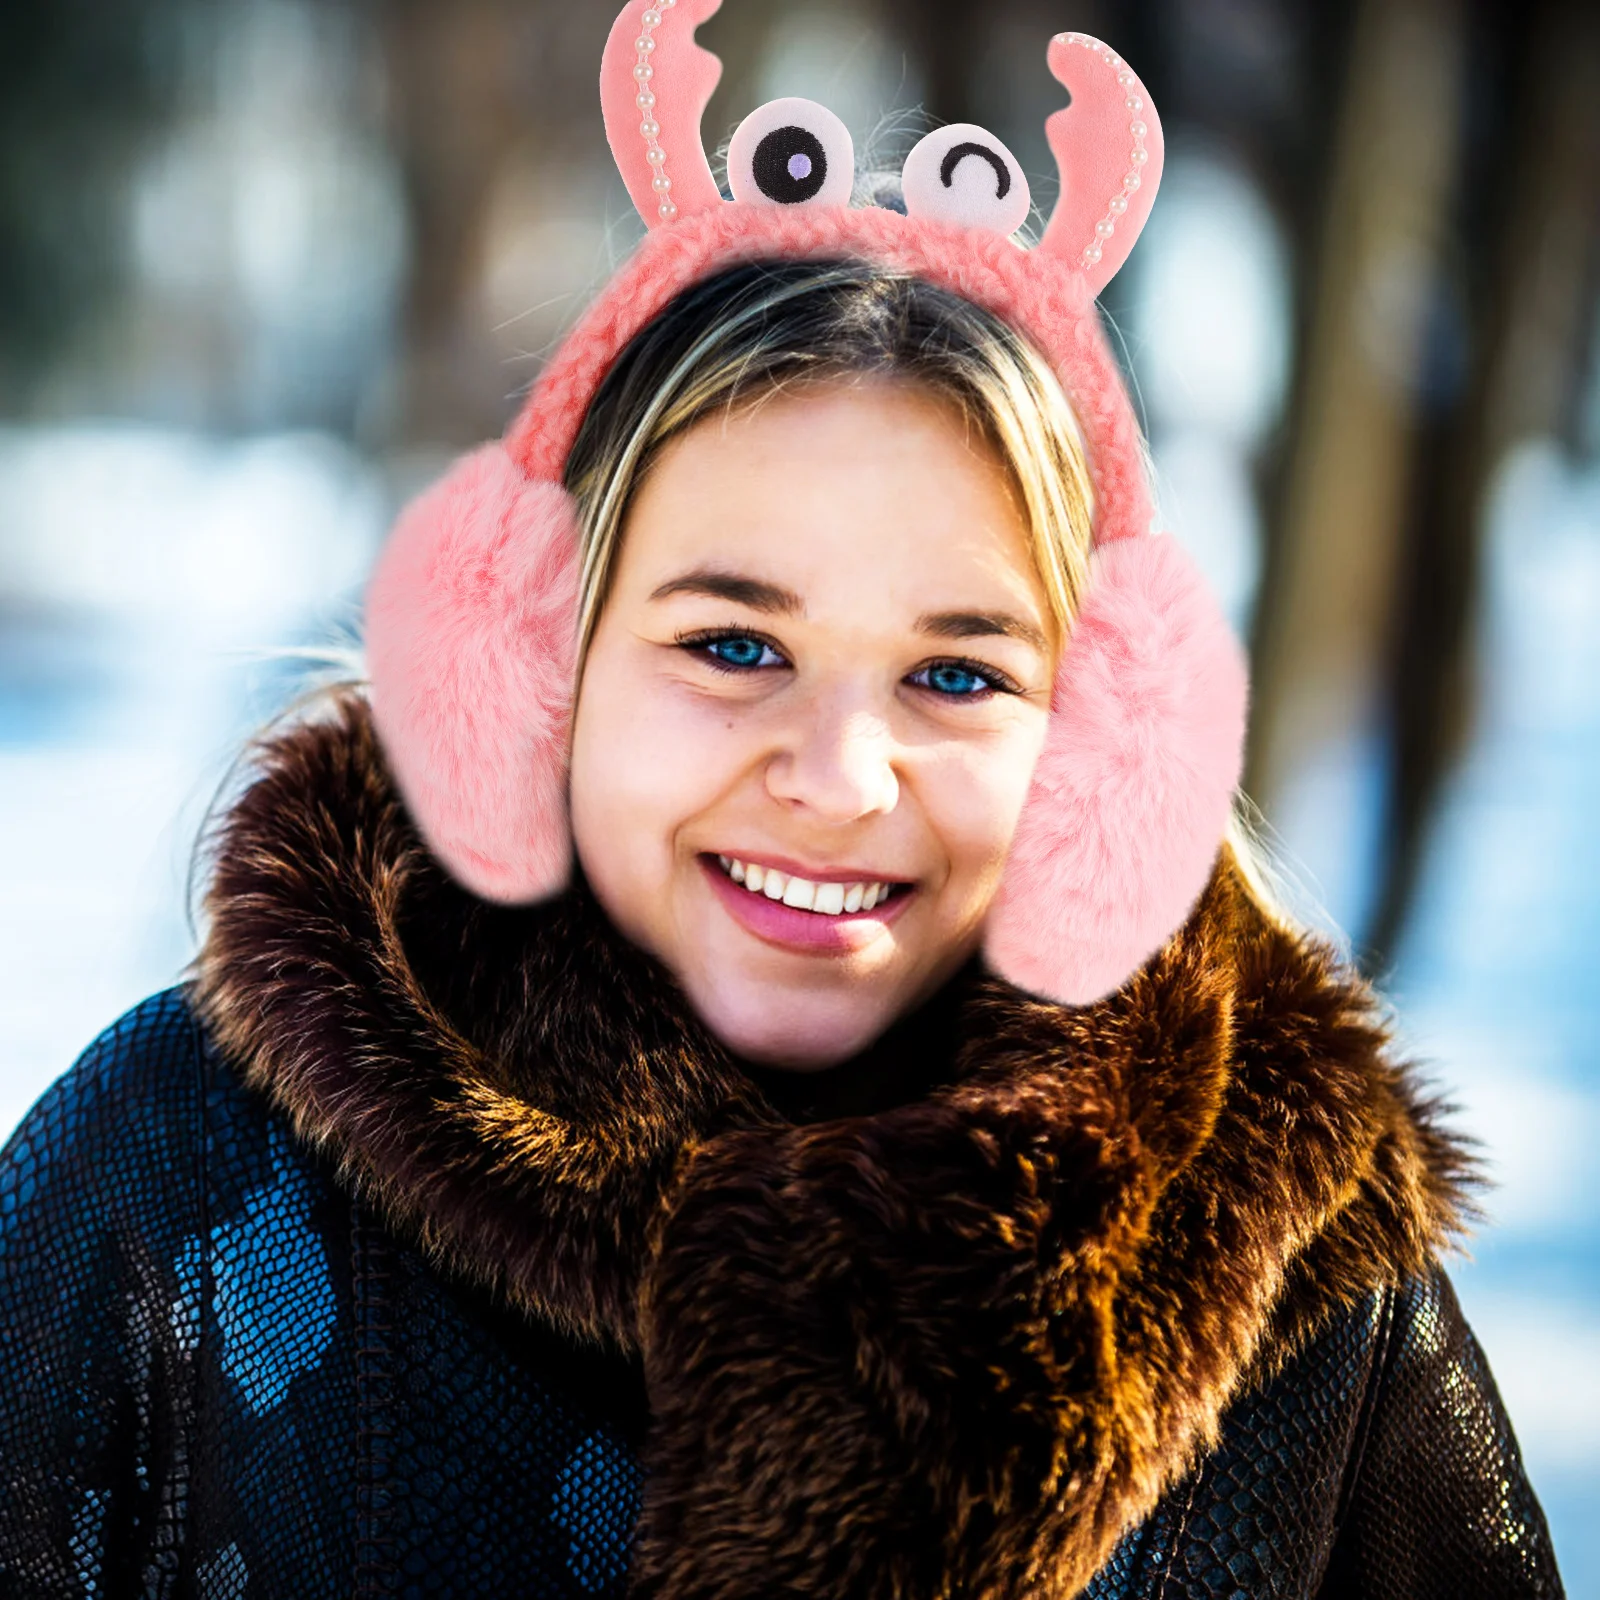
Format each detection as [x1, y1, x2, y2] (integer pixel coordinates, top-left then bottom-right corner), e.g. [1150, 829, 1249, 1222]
[901, 123, 1032, 236]
[728, 97, 855, 209]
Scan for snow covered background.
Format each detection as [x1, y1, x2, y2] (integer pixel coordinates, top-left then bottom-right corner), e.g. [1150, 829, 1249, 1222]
[0, 4, 1595, 1584]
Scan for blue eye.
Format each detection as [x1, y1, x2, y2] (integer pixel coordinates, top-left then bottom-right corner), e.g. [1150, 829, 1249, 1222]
[699, 634, 784, 671]
[914, 661, 1001, 697]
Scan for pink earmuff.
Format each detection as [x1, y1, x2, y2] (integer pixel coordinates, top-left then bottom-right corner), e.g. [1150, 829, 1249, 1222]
[365, 1, 1249, 1008]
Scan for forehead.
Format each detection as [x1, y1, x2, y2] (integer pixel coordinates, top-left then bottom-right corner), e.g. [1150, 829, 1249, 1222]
[617, 379, 1046, 615]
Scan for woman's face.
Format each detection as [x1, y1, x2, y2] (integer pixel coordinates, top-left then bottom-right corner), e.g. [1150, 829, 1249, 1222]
[569, 379, 1056, 1070]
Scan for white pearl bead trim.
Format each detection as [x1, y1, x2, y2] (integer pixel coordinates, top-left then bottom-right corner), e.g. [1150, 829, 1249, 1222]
[634, 0, 681, 221]
[1055, 32, 1149, 271]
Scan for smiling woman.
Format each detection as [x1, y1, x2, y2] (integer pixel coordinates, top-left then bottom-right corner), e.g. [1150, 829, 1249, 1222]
[559, 261, 1105, 1071]
[565, 268, 1082, 1069]
[576, 379, 1052, 1068]
[0, 7, 1563, 1595]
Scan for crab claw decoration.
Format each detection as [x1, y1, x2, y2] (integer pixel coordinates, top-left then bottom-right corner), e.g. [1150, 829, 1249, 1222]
[365, 0, 1248, 1011]
[601, 0, 1163, 291]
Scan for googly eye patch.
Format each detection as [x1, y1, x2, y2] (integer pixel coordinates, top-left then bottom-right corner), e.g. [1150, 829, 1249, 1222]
[902, 124, 1032, 236]
[727, 97, 855, 209]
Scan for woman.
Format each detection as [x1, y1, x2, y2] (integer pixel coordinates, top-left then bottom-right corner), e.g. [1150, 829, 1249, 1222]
[0, 6, 1563, 1597]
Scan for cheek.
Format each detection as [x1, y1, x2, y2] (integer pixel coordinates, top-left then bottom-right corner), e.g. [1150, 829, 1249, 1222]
[919, 719, 1048, 893]
[568, 648, 743, 898]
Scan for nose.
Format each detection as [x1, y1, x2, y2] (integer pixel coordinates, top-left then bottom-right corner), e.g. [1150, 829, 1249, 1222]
[765, 695, 900, 823]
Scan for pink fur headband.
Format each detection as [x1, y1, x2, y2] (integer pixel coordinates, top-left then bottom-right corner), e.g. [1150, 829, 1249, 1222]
[364, 0, 1250, 1007]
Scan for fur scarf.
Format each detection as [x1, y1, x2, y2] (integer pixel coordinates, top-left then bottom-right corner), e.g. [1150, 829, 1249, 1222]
[190, 688, 1475, 1600]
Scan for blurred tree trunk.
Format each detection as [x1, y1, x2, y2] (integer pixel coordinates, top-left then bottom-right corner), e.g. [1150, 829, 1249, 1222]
[0, 0, 183, 413]
[380, 0, 535, 445]
[700, 2, 786, 158]
[880, 0, 987, 127]
[1365, 0, 1600, 967]
[381, 0, 783, 448]
[1244, 0, 1468, 945]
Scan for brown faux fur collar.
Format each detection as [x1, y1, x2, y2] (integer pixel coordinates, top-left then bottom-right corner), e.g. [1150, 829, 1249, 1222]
[190, 688, 1474, 1600]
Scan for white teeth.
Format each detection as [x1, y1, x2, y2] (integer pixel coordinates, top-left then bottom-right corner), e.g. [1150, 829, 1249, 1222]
[814, 882, 845, 915]
[718, 858, 897, 918]
[782, 877, 816, 910]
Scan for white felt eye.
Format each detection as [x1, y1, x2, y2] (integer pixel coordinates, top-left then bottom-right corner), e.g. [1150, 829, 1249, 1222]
[902, 124, 1031, 235]
[728, 97, 855, 209]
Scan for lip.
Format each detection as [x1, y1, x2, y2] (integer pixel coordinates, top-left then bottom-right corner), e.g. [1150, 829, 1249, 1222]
[700, 855, 914, 955]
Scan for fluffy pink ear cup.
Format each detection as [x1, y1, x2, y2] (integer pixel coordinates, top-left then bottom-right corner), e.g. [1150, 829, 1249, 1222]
[984, 534, 1250, 1007]
[364, 443, 581, 904]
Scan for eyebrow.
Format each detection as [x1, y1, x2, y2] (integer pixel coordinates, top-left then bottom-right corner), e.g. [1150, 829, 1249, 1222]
[916, 609, 1051, 654]
[649, 569, 804, 613]
[649, 569, 1049, 654]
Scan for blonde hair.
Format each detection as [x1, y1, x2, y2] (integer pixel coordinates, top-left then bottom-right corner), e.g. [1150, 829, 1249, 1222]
[563, 259, 1096, 665]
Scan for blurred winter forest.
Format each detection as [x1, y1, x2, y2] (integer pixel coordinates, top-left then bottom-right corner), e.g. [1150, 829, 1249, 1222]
[1, 0, 1597, 1579]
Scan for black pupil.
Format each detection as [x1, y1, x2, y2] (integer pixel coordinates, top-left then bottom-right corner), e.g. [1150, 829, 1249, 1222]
[752, 126, 828, 204]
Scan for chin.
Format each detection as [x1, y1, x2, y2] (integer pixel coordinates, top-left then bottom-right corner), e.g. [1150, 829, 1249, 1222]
[685, 973, 897, 1072]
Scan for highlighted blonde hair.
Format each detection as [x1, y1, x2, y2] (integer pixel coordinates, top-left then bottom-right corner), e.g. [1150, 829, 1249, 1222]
[562, 259, 1097, 665]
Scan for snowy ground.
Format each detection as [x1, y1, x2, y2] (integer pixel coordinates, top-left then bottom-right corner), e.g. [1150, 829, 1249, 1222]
[1, 424, 1595, 1586]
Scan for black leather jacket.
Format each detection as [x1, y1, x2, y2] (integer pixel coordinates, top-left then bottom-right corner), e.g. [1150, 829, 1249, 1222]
[0, 987, 1562, 1598]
